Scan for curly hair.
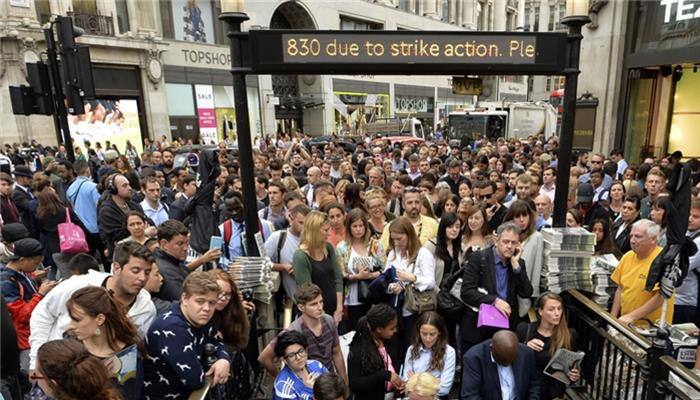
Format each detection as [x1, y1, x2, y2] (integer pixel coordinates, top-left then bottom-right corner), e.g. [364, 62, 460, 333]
[349, 304, 397, 372]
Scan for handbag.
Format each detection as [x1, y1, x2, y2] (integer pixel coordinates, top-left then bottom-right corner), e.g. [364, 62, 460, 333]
[477, 303, 509, 329]
[437, 266, 468, 318]
[58, 208, 89, 254]
[404, 261, 437, 314]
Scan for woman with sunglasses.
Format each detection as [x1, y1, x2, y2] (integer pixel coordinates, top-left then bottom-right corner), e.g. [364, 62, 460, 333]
[33, 338, 123, 400]
[273, 330, 328, 400]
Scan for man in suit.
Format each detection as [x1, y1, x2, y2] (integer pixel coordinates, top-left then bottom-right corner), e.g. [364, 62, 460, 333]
[168, 175, 197, 223]
[459, 222, 533, 352]
[461, 330, 540, 400]
[11, 166, 36, 237]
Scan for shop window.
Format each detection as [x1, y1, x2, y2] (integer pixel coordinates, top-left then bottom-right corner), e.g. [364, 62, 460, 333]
[623, 78, 655, 164]
[211, 0, 227, 45]
[115, 0, 130, 34]
[162, 0, 216, 43]
[166, 83, 196, 116]
[71, 0, 97, 14]
[339, 15, 383, 30]
[160, 0, 175, 39]
[669, 69, 700, 158]
[35, 0, 51, 24]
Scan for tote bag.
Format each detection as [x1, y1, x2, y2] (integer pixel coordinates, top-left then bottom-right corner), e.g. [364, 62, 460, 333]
[58, 208, 89, 254]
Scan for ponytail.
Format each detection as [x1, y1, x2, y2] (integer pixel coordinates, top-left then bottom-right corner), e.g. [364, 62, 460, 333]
[37, 339, 124, 400]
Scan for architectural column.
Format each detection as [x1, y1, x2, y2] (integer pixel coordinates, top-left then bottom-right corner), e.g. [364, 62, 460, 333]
[423, 0, 438, 17]
[449, 0, 457, 24]
[538, 0, 550, 32]
[456, 0, 463, 26]
[493, 0, 507, 30]
[408, 0, 417, 13]
[517, 0, 525, 30]
[481, 1, 490, 30]
[462, 0, 477, 29]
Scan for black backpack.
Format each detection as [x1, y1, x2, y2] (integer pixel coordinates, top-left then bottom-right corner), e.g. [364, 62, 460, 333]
[437, 265, 467, 320]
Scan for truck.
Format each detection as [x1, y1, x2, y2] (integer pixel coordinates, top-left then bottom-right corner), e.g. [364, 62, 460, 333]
[362, 117, 425, 139]
[446, 102, 557, 149]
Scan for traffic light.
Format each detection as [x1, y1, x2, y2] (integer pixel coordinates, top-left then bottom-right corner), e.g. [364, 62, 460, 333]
[56, 15, 95, 114]
[26, 62, 55, 115]
[9, 62, 55, 116]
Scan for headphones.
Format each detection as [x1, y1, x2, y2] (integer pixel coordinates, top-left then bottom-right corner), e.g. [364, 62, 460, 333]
[106, 174, 120, 195]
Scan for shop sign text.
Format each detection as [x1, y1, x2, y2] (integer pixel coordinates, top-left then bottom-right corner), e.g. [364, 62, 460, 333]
[660, 0, 700, 23]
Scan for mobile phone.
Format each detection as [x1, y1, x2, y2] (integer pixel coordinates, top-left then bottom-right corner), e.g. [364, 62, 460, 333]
[513, 247, 521, 257]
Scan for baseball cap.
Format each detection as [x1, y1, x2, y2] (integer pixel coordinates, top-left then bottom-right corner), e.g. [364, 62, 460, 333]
[1, 223, 29, 243]
[577, 183, 594, 203]
[11, 238, 44, 259]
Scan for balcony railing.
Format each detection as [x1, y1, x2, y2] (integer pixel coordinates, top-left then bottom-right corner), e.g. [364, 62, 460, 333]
[67, 12, 114, 37]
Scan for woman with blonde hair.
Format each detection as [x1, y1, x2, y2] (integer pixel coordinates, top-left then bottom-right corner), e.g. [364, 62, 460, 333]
[365, 189, 391, 238]
[282, 176, 299, 192]
[385, 217, 430, 348]
[339, 161, 354, 181]
[336, 208, 385, 331]
[405, 372, 440, 400]
[293, 211, 344, 324]
[334, 179, 350, 207]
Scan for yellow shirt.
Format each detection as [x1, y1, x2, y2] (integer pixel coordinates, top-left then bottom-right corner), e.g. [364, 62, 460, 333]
[611, 246, 673, 324]
[379, 214, 438, 250]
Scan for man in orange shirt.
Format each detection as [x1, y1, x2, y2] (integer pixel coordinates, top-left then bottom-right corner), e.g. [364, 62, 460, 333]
[610, 219, 672, 325]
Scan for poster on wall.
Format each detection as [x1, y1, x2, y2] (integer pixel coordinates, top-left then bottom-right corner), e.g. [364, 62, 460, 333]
[171, 0, 215, 43]
[216, 108, 236, 143]
[195, 85, 218, 144]
[68, 99, 143, 155]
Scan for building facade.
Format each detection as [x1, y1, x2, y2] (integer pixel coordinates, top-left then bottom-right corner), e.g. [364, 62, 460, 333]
[614, 0, 700, 163]
[1, 0, 534, 150]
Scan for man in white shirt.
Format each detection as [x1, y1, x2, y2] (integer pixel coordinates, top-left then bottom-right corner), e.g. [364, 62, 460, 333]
[140, 176, 169, 227]
[610, 148, 629, 178]
[28, 241, 156, 370]
[538, 166, 556, 202]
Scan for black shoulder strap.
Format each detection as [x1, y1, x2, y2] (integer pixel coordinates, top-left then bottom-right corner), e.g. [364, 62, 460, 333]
[277, 230, 287, 263]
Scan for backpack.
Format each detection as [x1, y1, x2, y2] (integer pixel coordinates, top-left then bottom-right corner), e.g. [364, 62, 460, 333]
[222, 219, 265, 259]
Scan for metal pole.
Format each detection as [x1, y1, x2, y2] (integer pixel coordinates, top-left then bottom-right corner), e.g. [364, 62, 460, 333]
[220, 11, 259, 257]
[552, 15, 589, 227]
[44, 24, 76, 162]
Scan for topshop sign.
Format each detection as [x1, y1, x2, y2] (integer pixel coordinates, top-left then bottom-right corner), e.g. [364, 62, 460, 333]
[394, 96, 432, 113]
[659, 0, 700, 23]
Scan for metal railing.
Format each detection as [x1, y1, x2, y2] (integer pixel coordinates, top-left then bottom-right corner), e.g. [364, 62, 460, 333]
[562, 289, 700, 400]
[67, 11, 114, 36]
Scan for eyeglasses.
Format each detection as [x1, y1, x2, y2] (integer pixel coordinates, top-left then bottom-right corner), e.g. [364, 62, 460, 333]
[284, 348, 307, 361]
[218, 292, 232, 300]
[30, 372, 46, 380]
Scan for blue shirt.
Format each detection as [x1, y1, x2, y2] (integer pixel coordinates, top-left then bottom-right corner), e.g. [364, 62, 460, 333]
[273, 359, 327, 400]
[493, 247, 509, 300]
[140, 199, 169, 227]
[66, 176, 100, 233]
[491, 352, 516, 400]
[218, 219, 273, 264]
[402, 344, 457, 396]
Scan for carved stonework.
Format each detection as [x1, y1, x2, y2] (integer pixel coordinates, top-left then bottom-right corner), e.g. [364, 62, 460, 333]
[145, 48, 164, 86]
[588, 0, 609, 30]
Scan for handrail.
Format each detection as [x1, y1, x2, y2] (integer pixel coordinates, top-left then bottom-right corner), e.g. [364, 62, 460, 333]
[659, 356, 700, 390]
[565, 289, 652, 350]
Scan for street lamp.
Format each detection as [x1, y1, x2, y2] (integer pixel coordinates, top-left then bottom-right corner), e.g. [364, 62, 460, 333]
[551, 0, 591, 227]
[219, 1, 260, 256]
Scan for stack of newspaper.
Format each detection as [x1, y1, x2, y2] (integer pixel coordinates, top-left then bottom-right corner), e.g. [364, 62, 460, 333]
[228, 256, 274, 304]
[590, 254, 619, 306]
[541, 228, 596, 293]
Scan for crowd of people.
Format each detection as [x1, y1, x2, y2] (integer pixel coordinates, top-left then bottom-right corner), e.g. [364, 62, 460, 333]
[0, 133, 699, 400]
